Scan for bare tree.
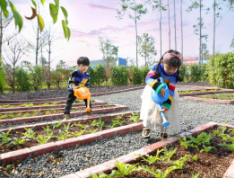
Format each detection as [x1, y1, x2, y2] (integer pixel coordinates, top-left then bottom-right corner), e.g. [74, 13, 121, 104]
[2, 36, 29, 92]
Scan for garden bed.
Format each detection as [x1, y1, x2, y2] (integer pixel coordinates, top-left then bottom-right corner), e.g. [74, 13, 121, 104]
[184, 93, 234, 104]
[0, 100, 107, 113]
[0, 111, 143, 165]
[178, 88, 234, 96]
[0, 85, 145, 102]
[64, 122, 234, 178]
[0, 105, 116, 120]
[0, 104, 128, 125]
[0, 112, 141, 154]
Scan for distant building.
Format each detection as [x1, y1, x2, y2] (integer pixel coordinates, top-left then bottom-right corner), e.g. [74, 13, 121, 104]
[90, 57, 127, 68]
[183, 57, 209, 65]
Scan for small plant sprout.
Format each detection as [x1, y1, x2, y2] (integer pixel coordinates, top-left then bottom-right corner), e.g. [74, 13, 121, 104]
[22, 128, 36, 139]
[114, 161, 139, 177]
[192, 173, 200, 178]
[51, 121, 63, 129]
[90, 172, 110, 178]
[88, 128, 98, 133]
[218, 143, 234, 151]
[0, 129, 13, 144]
[35, 135, 51, 145]
[200, 145, 217, 153]
[63, 122, 71, 133]
[56, 130, 72, 140]
[191, 154, 198, 161]
[136, 149, 164, 165]
[167, 155, 189, 169]
[91, 116, 105, 130]
[110, 118, 125, 128]
[162, 147, 177, 161]
[72, 123, 87, 130]
[71, 129, 85, 137]
[9, 137, 26, 146]
[43, 125, 52, 135]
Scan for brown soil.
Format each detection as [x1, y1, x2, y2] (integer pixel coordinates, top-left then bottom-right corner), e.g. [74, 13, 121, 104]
[109, 126, 234, 178]
[178, 81, 211, 87]
[0, 85, 144, 101]
[199, 93, 234, 100]
[0, 105, 115, 120]
[0, 115, 137, 154]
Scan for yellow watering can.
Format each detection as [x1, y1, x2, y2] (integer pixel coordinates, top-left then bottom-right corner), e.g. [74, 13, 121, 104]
[73, 87, 91, 112]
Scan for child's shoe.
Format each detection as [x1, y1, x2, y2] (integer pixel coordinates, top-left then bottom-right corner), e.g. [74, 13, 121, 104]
[63, 114, 70, 120]
[159, 132, 169, 140]
[142, 128, 151, 139]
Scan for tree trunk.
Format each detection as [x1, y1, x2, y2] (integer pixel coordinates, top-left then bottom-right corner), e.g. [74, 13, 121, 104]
[213, 0, 216, 56]
[181, 0, 183, 63]
[159, 0, 162, 57]
[134, 0, 138, 67]
[168, 0, 171, 49]
[174, 0, 177, 50]
[35, 3, 40, 65]
[0, 10, 3, 59]
[145, 51, 147, 67]
[199, 0, 202, 66]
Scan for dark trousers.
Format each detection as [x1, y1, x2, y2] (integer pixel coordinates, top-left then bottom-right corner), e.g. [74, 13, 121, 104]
[64, 90, 92, 115]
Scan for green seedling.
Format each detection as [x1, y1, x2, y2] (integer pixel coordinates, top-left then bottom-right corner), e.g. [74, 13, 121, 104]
[219, 142, 234, 151]
[213, 129, 221, 136]
[110, 118, 125, 128]
[70, 129, 85, 137]
[51, 121, 63, 129]
[229, 129, 234, 134]
[35, 135, 51, 145]
[22, 128, 36, 139]
[129, 115, 140, 123]
[191, 154, 198, 161]
[220, 120, 228, 134]
[192, 173, 200, 178]
[90, 172, 109, 178]
[114, 161, 139, 177]
[178, 137, 190, 149]
[167, 155, 189, 169]
[187, 132, 213, 145]
[88, 128, 98, 133]
[0, 114, 8, 119]
[56, 130, 72, 140]
[9, 137, 26, 146]
[200, 145, 217, 153]
[72, 123, 87, 130]
[63, 122, 71, 133]
[162, 147, 177, 161]
[136, 149, 164, 165]
[43, 125, 52, 135]
[0, 129, 13, 144]
[91, 116, 105, 130]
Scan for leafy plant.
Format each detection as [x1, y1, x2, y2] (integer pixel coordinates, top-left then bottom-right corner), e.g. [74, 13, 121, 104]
[114, 161, 139, 177]
[200, 145, 217, 153]
[192, 173, 200, 178]
[51, 121, 63, 129]
[178, 137, 190, 149]
[91, 116, 105, 130]
[35, 135, 51, 145]
[70, 130, 85, 137]
[56, 130, 71, 140]
[63, 122, 71, 133]
[0, 129, 12, 144]
[136, 149, 164, 165]
[9, 137, 26, 146]
[187, 132, 213, 145]
[72, 123, 87, 130]
[191, 154, 198, 161]
[110, 118, 125, 128]
[162, 147, 177, 161]
[22, 128, 36, 139]
[167, 155, 189, 169]
[88, 128, 98, 133]
[219, 142, 234, 151]
[43, 125, 52, 135]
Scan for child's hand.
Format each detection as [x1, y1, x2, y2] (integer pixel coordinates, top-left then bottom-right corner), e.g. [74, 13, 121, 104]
[159, 106, 169, 113]
[72, 86, 78, 91]
[159, 88, 165, 97]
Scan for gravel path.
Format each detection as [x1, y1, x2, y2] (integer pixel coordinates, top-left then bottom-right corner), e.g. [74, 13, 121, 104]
[1, 86, 234, 178]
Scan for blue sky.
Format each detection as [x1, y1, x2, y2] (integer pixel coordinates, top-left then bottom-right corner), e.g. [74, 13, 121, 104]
[4, 0, 234, 68]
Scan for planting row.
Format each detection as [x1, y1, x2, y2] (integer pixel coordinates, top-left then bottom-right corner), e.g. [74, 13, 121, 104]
[0, 112, 140, 154]
[65, 122, 234, 178]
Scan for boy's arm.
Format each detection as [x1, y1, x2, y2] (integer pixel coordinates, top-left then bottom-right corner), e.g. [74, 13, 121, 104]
[145, 65, 165, 93]
[67, 72, 77, 90]
[85, 73, 90, 87]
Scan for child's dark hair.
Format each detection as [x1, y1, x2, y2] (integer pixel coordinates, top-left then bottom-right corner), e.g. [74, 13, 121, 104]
[77, 57, 90, 65]
[155, 49, 183, 81]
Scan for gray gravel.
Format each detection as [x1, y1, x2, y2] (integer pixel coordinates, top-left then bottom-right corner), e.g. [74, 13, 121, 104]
[1, 86, 234, 178]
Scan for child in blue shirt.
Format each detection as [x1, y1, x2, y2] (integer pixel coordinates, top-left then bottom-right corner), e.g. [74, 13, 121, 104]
[140, 49, 183, 139]
[63, 57, 91, 120]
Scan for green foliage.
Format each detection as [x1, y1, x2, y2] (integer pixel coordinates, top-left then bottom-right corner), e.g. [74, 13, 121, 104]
[9, 137, 26, 146]
[56, 130, 71, 140]
[219, 142, 234, 151]
[70, 129, 85, 137]
[140, 66, 150, 84]
[0, 129, 12, 145]
[114, 161, 139, 177]
[163, 147, 177, 161]
[200, 145, 217, 153]
[200, 63, 208, 81]
[191, 154, 198, 161]
[0, 58, 6, 94]
[207, 52, 234, 89]
[87, 66, 95, 86]
[29, 65, 43, 91]
[192, 173, 200, 178]
[189, 64, 201, 82]
[136, 149, 164, 165]
[93, 64, 106, 86]
[72, 123, 86, 130]
[132, 66, 142, 84]
[15, 67, 31, 92]
[179, 64, 187, 81]
[110, 66, 128, 86]
[22, 128, 36, 139]
[91, 116, 105, 130]
[110, 118, 125, 128]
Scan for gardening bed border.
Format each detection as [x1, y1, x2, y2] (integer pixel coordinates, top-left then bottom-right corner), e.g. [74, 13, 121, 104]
[0, 86, 145, 104]
[184, 93, 234, 104]
[0, 100, 107, 112]
[60, 122, 234, 178]
[0, 104, 128, 125]
[179, 89, 234, 97]
[0, 111, 143, 165]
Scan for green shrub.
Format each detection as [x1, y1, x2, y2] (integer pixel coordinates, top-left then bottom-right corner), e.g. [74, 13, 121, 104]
[189, 64, 201, 82]
[111, 66, 128, 86]
[29, 65, 43, 91]
[207, 52, 234, 89]
[94, 64, 105, 86]
[16, 67, 31, 92]
[132, 66, 142, 85]
[87, 66, 95, 86]
[140, 66, 150, 84]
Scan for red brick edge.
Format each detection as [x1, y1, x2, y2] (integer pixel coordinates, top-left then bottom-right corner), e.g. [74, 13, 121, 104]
[60, 122, 234, 178]
[179, 89, 234, 97]
[0, 86, 145, 104]
[0, 100, 107, 113]
[183, 95, 234, 104]
[0, 104, 128, 125]
[0, 111, 142, 165]
[177, 85, 218, 89]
